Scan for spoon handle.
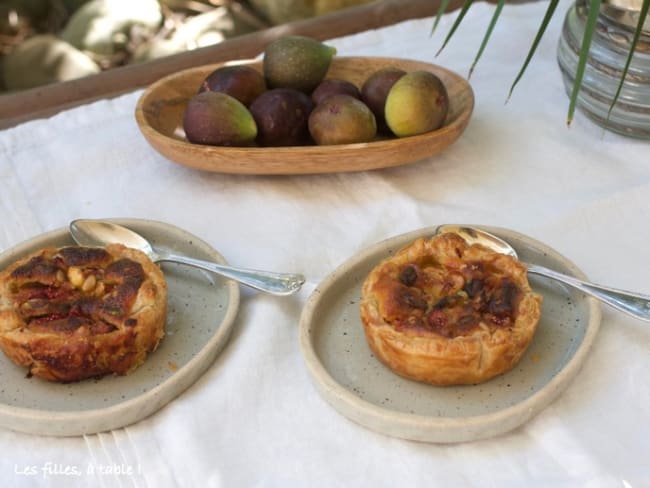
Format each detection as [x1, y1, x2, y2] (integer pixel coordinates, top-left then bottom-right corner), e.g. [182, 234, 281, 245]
[526, 263, 650, 322]
[157, 252, 305, 296]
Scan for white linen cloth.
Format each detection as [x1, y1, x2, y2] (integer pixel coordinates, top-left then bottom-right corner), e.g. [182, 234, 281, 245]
[1, 0, 649, 486]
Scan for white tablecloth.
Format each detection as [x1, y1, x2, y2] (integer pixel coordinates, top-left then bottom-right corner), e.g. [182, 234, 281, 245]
[1, 0, 649, 486]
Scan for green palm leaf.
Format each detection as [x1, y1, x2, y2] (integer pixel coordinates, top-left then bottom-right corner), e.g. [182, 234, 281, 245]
[507, 0, 560, 102]
[606, 0, 650, 122]
[567, 0, 602, 125]
[436, 0, 475, 56]
[431, 0, 453, 36]
[469, 0, 506, 78]
[435, 0, 648, 129]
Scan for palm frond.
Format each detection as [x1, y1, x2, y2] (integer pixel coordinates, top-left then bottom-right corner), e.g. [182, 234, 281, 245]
[431, 0, 453, 36]
[468, 0, 505, 79]
[567, 0, 602, 126]
[436, 0, 474, 57]
[435, 0, 648, 129]
[507, 0, 560, 102]
[606, 0, 650, 121]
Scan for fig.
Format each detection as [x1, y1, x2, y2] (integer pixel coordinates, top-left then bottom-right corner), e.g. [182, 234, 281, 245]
[360, 67, 406, 132]
[263, 35, 336, 93]
[308, 94, 376, 145]
[385, 70, 449, 137]
[311, 78, 360, 105]
[183, 91, 257, 146]
[198, 65, 266, 106]
[249, 88, 314, 146]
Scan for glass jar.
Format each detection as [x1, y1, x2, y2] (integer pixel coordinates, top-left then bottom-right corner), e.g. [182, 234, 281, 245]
[556, 0, 650, 138]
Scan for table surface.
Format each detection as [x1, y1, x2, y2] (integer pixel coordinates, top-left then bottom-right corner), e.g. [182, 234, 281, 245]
[1, 0, 649, 486]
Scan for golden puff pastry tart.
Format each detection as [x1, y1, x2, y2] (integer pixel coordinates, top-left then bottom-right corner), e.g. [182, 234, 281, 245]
[360, 232, 542, 386]
[0, 244, 167, 382]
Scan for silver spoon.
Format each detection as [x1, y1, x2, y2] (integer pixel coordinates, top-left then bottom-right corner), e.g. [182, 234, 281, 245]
[69, 219, 305, 296]
[437, 224, 650, 322]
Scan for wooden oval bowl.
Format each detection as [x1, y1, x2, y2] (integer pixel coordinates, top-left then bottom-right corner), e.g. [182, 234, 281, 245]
[135, 57, 474, 175]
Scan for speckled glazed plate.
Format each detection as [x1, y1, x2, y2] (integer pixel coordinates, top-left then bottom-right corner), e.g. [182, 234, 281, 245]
[299, 225, 601, 443]
[0, 219, 240, 436]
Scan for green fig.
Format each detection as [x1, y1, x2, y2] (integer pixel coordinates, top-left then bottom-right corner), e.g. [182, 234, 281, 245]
[308, 94, 376, 145]
[263, 35, 336, 93]
[183, 92, 257, 146]
[384, 71, 449, 137]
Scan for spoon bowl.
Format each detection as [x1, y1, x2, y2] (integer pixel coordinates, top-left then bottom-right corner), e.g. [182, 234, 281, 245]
[436, 225, 518, 257]
[436, 225, 650, 322]
[70, 219, 305, 296]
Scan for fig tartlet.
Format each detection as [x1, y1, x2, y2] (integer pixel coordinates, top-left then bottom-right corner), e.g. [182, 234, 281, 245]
[360, 232, 542, 386]
[0, 244, 166, 382]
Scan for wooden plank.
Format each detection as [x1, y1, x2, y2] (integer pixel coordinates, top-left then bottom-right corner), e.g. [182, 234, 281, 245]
[0, 0, 464, 129]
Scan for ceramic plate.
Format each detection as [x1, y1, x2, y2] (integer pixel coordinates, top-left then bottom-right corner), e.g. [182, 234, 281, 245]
[0, 219, 240, 436]
[135, 56, 473, 175]
[299, 225, 601, 443]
